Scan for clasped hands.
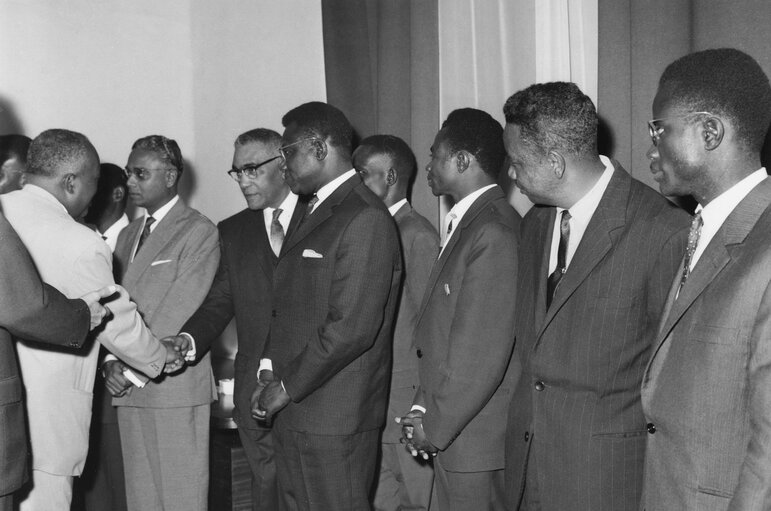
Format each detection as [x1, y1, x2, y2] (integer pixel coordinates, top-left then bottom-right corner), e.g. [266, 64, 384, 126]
[396, 410, 438, 460]
[249, 369, 291, 423]
[102, 336, 192, 397]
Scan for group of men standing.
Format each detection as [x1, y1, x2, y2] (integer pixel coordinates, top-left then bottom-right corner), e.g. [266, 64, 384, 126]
[2, 46, 771, 511]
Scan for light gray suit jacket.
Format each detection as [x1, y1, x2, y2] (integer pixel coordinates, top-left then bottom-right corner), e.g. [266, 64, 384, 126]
[112, 199, 219, 408]
[641, 177, 771, 511]
[0, 185, 167, 476]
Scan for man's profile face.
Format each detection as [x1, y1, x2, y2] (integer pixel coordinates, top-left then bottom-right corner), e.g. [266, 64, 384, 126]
[647, 89, 705, 198]
[0, 157, 25, 194]
[279, 123, 320, 196]
[232, 141, 287, 210]
[353, 145, 391, 201]
[503, 123, 556, 205]
[426, 130, 456, 197]
[69, 153, 100, 219]
[125, 148, 176, 213]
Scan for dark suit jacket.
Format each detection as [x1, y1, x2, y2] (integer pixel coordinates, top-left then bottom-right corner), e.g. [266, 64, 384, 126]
[181, 200, 305, 429]
[0, 211, 89, 496]
[263, 174, 402, 436]
[414, 186, 521, 472]
[505, 162, 689, 511]
[641, 177, 771, 511]
[383, 203, 439, 443]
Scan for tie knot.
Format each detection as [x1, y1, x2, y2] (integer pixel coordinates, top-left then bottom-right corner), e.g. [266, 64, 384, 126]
[272, 208, 283, 222]
[561, 210, 571, 222]
[145, 216, 156, 229]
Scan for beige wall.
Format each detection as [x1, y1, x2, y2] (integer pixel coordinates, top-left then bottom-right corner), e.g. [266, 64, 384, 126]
[0, 0, 327, 223]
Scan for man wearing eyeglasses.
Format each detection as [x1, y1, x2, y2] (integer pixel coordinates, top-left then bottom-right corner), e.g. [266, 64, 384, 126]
[169, 128, 303, 511]
[640, 49, 771, 511]
[502, 83, 689, 511]
[104, 135, 219, 511]
[250, 102, 402, 510]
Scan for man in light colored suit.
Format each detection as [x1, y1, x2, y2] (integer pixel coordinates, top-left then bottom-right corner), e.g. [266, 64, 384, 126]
[353, 134, 439, 511]
[0, 129, 184, 511]
[252, 102, 402, 510]
[399, 108, 520, 511]
[502, 82, 689, 511]
[0, 208, 113, 511]
[103, 135, 219, 511]
[641, 48, 771, 511]
[170, 128, 304, 511]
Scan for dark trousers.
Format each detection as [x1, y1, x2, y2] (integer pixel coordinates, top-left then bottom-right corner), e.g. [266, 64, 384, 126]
[237, 426, 278, 511]
[431, 455, 505, 511]
[273, 426, 380, 511]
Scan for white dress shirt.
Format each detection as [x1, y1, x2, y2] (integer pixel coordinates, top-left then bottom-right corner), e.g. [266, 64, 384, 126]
[439, 184, 497, 257]
[263, 192, 299, 236]
[309, 168, 358, 214]
[97, 214, 130, 253]
[130, 195, 179, 262]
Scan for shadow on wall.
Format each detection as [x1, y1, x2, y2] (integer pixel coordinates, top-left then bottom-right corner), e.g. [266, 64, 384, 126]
[0, 96, 26, 135]
[179, 157, 197, 204]
[762, 122, 771, 172]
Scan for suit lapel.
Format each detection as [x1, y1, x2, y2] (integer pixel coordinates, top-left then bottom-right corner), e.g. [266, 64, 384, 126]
[125, 200, 186, 285]
[531, 207, 555, 331]
[240, 209, 272, 277]
[281, 175, 360, 255]
[279, 195, 309, 258]
[416, 187, 503, 321]
[536, 164, 629, 340]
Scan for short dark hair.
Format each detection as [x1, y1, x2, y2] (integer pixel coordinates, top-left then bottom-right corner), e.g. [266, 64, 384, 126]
[84, 163, 128, 224]
[0, 134, 31, 167]
[503, 82, 598, 159]
[132, 135, 184, 174]
[440, 108, 504, 177]
[27, 129, 97, 177]
[281, 102, 353, 154]
[357, 134, 417, 182]
[235, 128, 281, 149]
[658, 48, 771, 153]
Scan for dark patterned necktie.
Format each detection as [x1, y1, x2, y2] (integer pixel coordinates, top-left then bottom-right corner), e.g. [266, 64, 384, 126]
[676, 211, 703, 299]
[546, 210, 571, 308]
[135, 216, 155, 255]
[301, 195, 319, 225]
[270, 208, 284, 256]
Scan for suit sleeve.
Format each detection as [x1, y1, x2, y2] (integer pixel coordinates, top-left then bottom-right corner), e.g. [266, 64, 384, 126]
[282, 208, 400, 402]
[403, 225, 440, 312]
[728, 281, 771, 510]
[179, 228, 233, 354]
[421, 220, 518, 450]
[0, 212, 90, 346]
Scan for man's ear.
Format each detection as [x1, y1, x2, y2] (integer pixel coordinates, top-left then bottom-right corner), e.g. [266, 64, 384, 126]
[312, 139, 328, 161]
[386, 168, 397, 186]
[112, 186, 125, 203]
[456, 151, 470, 173]
[703, 116, 724, 151]
[63, 173, 77, 194]
[547, 150, 566, 179]
[165, 168, 178, 188]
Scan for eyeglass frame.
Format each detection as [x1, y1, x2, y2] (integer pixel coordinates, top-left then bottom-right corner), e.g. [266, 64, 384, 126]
[277, 137, 323, 161]
[227, 156, 281, 181]
[647, 111, 714, 146]
[124, 166, 177, 181]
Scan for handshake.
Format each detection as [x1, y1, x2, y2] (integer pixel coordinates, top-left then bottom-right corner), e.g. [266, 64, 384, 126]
[102, 335, 194, 397]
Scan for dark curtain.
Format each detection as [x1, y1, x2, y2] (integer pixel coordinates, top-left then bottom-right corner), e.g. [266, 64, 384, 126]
[320, 0, 440, 228]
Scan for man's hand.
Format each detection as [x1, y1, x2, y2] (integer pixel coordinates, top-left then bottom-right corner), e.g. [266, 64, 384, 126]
[80, 285, 118, 330]
[102, 360, 132, 397]
[256, 379, 290, 421]
[161, 335, 192, 359]
[396, 410, 438, 460]
[250, 369, 275, 421]
[161, 339, 186, 374]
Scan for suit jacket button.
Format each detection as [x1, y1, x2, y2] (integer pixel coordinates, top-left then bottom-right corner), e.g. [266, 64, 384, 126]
[534, 381, 545, 391]
[647, 422, 656, 434]
[524, 431, 530, 442]
[416, 349, 423, 358]
[271, 309, 277, 317]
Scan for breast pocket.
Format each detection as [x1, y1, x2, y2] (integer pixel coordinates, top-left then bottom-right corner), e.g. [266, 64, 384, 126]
[147, 259, 178, 282]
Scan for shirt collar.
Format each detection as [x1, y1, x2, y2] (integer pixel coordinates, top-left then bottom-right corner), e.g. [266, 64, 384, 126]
[263, 192, 299, 224]
[144, 195, 179, 230]
[448, 184, 497, 225]
[314, 169, 357, 210]
[556, 155, 614, 220]
[697, 168, 767, 224]
[388, 198, 408, 217]
[23, 184, 69, 216]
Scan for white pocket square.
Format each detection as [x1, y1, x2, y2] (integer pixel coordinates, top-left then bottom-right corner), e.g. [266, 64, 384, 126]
[302, 249, 324, 259]
[150, 259, 172, 266]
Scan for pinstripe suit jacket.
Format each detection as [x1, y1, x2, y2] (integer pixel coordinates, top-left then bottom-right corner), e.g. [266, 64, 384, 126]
[181, 200, 305, 429]
[641, 177, 771, 511]
[113, 199, 219, 408]
[0, 210, 89, 495]
[263, 173, 402, 436]
[505, 163, 689, 510]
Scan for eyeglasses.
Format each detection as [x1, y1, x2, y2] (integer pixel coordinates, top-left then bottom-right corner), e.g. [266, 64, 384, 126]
[278, 137, 321, 161]
[124, 166, 176, 181]
[227, 156, 281, 181]
[647, 111, 714, 146]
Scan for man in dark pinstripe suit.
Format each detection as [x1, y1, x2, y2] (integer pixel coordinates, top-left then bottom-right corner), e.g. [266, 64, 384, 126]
[502, 82, 689, 511]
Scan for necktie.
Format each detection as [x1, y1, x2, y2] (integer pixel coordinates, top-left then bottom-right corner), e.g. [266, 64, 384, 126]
[270, 208, 284, 256]
[546, 210, 571, 308]
[443, 212, 457, 246]
[676, 211, 703, 299]
[302, 195, 319, 224]
[135, 216, 155, 255]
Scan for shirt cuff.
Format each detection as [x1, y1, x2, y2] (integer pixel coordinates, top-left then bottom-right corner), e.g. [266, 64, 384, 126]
[122, 368, 146, 388]
[179, 332, 197, 362]
[259, 358, 273, 374]
[411, 405, 427, 414]
[103, 353, 118, 364]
